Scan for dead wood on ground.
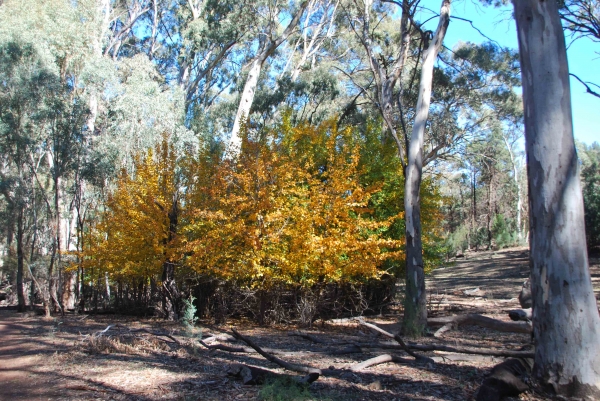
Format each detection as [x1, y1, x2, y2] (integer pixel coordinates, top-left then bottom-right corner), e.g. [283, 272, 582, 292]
[427, 314, 532, 337]
[354, 318, 434, 364]
[92, 324, 180, 344]
[350, 354, 416, 371]
[226, 363, 318, 385]
[231, 328, 322, 377]
[289, 329, 533, 358]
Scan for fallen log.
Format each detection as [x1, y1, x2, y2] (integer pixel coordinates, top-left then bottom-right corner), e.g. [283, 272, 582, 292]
[231, 328, 322, 377]
[92, 324, 180, 344]
[406, 343, 534, 358]
[290, 326, 532, 358]
[427, 314, 532, 334]
[354, 318, 434, 364]
[198, 339, 255, 353]
[226, 363, 318, 385]
[508, 308, 532, 322]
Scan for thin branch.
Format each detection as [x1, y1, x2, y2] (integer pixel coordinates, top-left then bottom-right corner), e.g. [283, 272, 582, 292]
[570, 73, 600, 98]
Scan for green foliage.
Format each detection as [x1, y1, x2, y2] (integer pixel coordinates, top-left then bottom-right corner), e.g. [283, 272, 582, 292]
[180, 295, 199, 333]
[258, 377, 315, 401]
[492, 214, 517, 248]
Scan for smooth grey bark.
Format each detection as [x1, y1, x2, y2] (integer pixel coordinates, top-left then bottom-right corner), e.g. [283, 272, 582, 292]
[229, 1, 309, 155]
[403, 0, 450, 336]
[513, 0, 600, 397]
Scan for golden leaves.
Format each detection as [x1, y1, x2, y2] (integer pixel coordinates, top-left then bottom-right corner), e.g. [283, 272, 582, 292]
[82, 121, 453, 289]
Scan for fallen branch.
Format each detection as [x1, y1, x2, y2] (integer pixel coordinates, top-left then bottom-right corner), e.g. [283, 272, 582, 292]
[93, 324, 180, 344]
[427, 314, 532, 334]
[198, 339, 255, 353]
[406, 343, 534, 358]
[508, 309, 532, 322]
[227, 363, 318, 385]
[291, 326, 533, 358]
[350, 354, 414, 372]
[354, 318, 433, 364]
[231, 328, 321, 377]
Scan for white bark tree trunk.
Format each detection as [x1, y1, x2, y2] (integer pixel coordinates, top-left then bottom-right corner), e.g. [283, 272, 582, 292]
[86, 0, 110, 135]
[503, 135, 523, 243]
[513, 0, 600, 397]
[229, 56, 265, 154]
[403, 0, 450, 336]
[228, 1, 309, 156]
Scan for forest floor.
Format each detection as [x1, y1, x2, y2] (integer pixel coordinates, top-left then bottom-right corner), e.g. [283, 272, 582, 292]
[1, 247, 599, 401]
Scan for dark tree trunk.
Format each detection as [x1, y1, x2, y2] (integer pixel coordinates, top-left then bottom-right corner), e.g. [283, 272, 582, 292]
[16, 209, 26, 312]
[161, 196, 179, 320]
[513, 0, 600, 396]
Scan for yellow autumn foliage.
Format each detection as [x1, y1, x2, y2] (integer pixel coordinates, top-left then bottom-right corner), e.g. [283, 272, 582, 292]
[81, 137, 178, 285]
[81, 121, 453, 292]
[180, 120, 403, 287]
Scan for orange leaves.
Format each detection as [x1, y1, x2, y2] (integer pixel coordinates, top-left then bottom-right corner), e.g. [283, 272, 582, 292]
[182, 120, 403, 286]
[83, 121, 408, 290]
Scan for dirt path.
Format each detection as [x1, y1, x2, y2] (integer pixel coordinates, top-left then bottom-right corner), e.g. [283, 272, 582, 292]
[0, 247, 598, 401]
[0, 312, 70, 400]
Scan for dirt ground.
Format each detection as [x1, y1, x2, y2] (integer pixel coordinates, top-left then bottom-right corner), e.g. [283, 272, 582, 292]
[1, 247, 599, 401]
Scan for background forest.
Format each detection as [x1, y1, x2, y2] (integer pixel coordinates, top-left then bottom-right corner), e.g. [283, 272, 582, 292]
[0, 0, 598, 324]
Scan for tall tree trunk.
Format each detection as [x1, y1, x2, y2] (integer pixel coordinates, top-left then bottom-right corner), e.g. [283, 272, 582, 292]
[513, 0, 600, 397]
[403, 0, 450, 337]
[503, 135, 523, 243]
[16, 208, 26, 312]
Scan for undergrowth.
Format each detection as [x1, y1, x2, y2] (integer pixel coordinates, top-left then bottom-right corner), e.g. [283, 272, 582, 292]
[258, 377, 315, 401]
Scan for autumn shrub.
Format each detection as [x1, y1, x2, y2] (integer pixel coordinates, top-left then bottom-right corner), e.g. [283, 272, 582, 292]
[80, 120, 448, 322]
[79, 137, 181, 312]
[180, 119, 403, 292]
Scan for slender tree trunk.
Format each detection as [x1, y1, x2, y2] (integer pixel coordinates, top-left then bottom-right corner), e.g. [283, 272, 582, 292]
[513, 0, 600, 397]
[403, 0, 450, 337]
[503, 135, 523, 242]
[162, 196, 180, 320]
[16, 208, 26, 312]
[229, 56, 265, 153]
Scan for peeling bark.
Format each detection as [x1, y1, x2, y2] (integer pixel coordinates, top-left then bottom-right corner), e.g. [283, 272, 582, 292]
[513, 0, 600, 397]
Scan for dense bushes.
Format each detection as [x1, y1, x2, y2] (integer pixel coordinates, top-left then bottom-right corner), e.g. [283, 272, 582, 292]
[78, 120, 448, 322]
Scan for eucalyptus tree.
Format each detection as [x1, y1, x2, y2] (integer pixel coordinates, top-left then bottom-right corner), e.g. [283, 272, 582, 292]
[280, 0, 340, 82]
[513, 0, 600, 396]
[0, 0, 104, 314]
[228, 0, 310, 154]
[0, 42, 48, 312]
[401, 0, 450, 334]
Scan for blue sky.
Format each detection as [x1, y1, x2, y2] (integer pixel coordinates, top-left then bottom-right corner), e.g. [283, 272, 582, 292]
[417, 0, 599, 145]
